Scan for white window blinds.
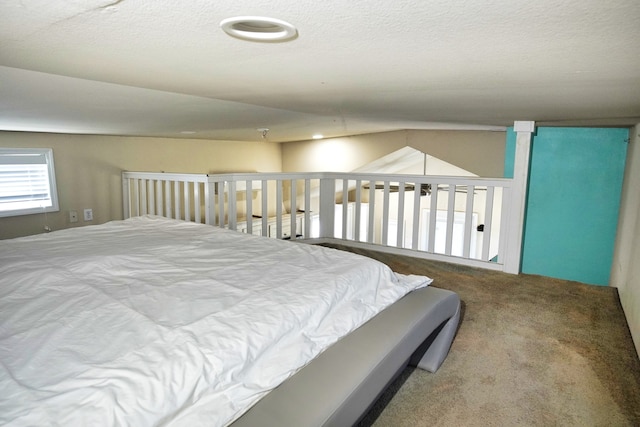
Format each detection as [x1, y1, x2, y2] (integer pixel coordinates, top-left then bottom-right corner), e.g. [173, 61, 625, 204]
[0, 148, 59, 217]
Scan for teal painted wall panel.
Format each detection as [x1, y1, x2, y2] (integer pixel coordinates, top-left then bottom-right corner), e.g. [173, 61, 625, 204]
[506, 127, 628, 286]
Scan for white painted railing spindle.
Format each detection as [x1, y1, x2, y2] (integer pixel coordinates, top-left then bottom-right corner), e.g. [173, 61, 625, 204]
[411, 182, 421, 250]
[396, 180, 405, 248]
[463, 185, 475, 258]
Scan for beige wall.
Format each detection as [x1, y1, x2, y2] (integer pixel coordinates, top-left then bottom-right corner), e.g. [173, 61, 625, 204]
[611, 124, 640, 355]
[0, 132, 281, 239]
[281, 129, 506, 177]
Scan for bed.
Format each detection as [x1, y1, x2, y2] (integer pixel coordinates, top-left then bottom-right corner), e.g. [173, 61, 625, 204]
[0, 215, 460, 426]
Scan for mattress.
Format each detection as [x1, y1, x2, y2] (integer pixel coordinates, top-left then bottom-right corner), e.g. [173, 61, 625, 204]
[0, 216, 435, 426]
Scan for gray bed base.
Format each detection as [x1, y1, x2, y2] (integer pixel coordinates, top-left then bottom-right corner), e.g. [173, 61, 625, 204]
[232, 286, 460, 427]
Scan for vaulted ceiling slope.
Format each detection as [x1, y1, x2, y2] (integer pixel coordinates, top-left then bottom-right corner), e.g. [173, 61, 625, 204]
[1, 1, 639, 143]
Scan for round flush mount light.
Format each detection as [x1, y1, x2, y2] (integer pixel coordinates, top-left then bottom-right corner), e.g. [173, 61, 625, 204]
[220, 16, 298, 42]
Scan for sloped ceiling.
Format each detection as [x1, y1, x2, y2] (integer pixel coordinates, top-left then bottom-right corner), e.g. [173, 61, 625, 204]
[1, 0, 639, 143]
[353, 146, 476, 176]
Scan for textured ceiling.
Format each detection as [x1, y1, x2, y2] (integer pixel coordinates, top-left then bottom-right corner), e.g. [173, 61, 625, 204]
[1, 0, 639, 143]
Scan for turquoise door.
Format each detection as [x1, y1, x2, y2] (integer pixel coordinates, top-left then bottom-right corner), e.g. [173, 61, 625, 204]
[506, 127, 628, 286]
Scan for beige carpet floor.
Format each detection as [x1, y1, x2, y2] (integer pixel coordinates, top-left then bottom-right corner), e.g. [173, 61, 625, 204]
[322, 245, 640, 427]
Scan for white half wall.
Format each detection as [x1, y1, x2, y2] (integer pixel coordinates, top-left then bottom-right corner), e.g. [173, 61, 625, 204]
[611, 124, 640, 355]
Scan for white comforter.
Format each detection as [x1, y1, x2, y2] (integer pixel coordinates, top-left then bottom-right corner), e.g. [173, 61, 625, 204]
[0, 216, 431, 426]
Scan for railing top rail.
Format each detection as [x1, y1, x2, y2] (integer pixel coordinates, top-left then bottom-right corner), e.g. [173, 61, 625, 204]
[122, 171, 210, 182]
[319, 172, 512, 187]
[123, 171, 512, 188]
[205, 172, 326, 181]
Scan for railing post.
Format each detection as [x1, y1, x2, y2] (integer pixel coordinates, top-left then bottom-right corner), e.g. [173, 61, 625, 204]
[319, 176, 336, 238]
[503, 121, 535, 274]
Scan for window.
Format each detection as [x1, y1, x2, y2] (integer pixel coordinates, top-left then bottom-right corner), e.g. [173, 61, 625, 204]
[0, 148, 59, 218]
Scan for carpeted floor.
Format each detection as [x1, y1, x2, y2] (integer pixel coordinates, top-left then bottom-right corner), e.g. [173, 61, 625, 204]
[322, 244, 640, 427]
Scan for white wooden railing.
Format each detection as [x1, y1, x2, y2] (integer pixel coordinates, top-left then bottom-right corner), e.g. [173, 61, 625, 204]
[122, 171, 522, 272]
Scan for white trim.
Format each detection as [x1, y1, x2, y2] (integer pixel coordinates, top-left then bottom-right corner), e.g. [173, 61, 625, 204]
[502, 121, 535, 274]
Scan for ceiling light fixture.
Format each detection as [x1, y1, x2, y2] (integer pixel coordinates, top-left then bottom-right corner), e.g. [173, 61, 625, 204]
[220, 16, 298, 42]
[257, 128, 270, 140]
[312, 134, 324, 139]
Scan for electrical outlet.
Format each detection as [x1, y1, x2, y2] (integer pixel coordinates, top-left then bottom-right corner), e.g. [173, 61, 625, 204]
[83, 208, 93, 221]
[69, 210, 78, 223]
